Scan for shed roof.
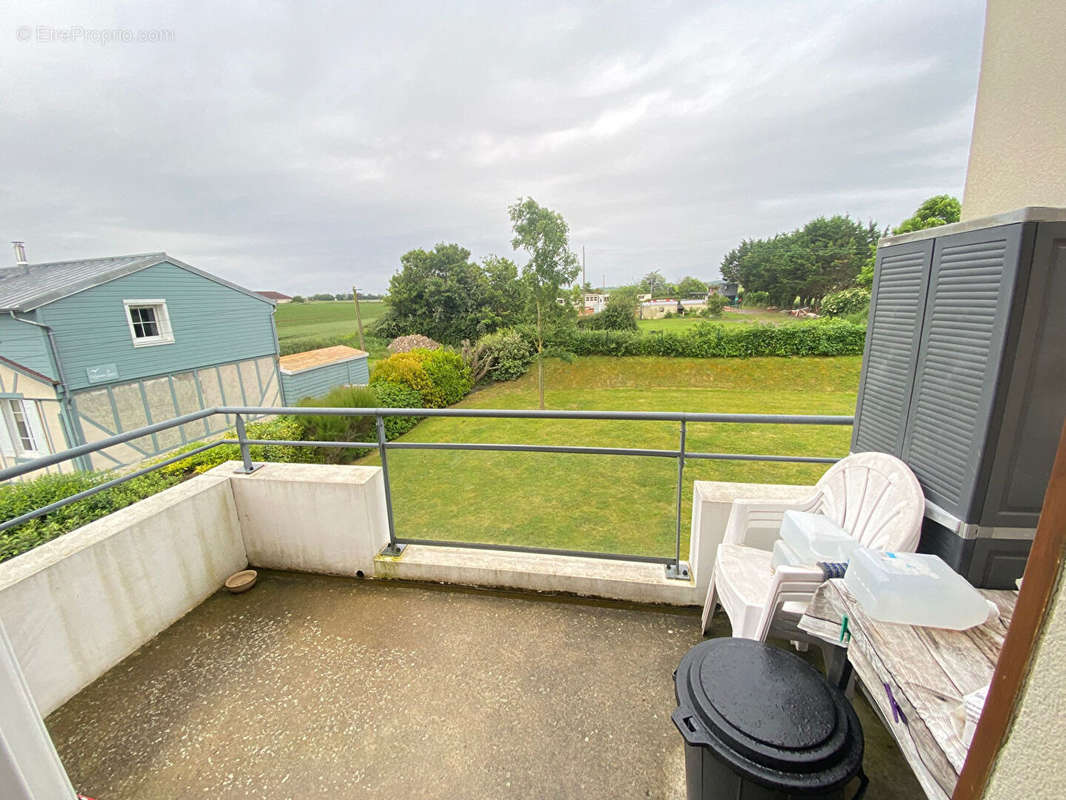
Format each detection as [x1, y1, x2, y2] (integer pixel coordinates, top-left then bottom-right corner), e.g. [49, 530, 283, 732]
[256, 290, 292, 300]
[0, 252, 273, 312]
[278, 345, 368, 375]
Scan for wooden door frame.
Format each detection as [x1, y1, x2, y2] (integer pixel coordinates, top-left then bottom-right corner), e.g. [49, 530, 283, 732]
[953, 422, 1066, 798]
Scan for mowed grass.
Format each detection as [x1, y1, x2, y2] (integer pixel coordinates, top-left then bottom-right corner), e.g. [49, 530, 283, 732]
[636, 308, 788, 332]
[362, 356, 861, 559]
[275, 300, 386, 344]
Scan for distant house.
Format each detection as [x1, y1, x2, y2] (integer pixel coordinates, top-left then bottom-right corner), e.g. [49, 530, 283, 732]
[579, 292, 609, 315]
[0, 252, 283, 475]
[709, 281, 739, 301]
[256, 290, 292, 303]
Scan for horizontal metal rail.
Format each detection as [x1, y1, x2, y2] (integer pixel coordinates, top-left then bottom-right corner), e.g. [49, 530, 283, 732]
[219, 405, 854, 425]
[0, 440, 224, 533]
[0, 405, 854, 576]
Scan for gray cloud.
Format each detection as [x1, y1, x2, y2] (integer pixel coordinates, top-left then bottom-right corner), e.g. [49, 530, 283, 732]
[0, 0, 984, 293]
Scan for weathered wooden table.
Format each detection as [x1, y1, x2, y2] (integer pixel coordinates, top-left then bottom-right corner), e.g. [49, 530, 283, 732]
[798, 579, 1017, 800]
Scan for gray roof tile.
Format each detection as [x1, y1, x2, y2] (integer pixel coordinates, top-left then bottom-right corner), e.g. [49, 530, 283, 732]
[0, 252, 271, 311]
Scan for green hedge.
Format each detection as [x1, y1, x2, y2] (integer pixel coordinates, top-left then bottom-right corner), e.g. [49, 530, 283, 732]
[547, 319, 865, 358]
[0, 471, 180, 563]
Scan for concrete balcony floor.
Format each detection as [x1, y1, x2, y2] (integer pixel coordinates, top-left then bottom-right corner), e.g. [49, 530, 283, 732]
[46, 571, 922, 799]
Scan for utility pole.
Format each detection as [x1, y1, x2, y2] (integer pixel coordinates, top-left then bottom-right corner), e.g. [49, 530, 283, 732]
[351, 285, 365, 351]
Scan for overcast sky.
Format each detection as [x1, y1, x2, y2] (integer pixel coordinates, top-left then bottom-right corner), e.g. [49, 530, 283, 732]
[1, 1, 985, 294]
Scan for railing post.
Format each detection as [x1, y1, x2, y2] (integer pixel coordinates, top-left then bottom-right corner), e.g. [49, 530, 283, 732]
[665, 418, 691, 580]
[232, 414, 262, 474]
[376, 415, 404, 556]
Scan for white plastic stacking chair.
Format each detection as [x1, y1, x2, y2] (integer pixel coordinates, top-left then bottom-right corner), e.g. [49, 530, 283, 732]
[702, 451, 925, 638]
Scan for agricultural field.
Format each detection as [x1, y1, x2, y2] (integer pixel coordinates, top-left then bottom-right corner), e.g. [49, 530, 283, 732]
[274, 299, 385, 342]
[361, 355, 861, 559]
[274, 300, 389, 358]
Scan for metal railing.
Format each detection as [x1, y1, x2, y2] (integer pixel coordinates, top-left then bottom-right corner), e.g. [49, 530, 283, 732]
[0, 406, 854, 579]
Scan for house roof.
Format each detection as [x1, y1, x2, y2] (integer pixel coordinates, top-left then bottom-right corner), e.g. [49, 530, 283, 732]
[279, 345, 368, 375]
[256, 290, 292, 300]
[0, 252, 275, 312]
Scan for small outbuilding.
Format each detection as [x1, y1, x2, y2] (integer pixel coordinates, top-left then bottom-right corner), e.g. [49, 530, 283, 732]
[279, 345, 369, 404]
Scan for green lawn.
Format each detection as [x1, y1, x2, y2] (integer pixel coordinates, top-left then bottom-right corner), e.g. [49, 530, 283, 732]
[637, 308, 787, 332]
[361, 356, 861, 559]
[275, 300, 385, 342]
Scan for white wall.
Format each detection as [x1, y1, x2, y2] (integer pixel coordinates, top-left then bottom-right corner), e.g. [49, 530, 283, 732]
[962, 0, 1066, 219]
[0, 474, 246, 715]
[983, 569, 1066, 798]
[225, 461, 390, 577]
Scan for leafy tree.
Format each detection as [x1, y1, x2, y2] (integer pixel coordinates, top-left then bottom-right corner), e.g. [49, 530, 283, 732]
[676, 276, 708, 296]
[639, 270, 669, 297]
[720, 216, 880, 305]
[290, 295, 306, 303]
[854, 196, 958, 287]
[578, 287, 639, 331]
[509, 197, 580, 409]
[893, 195, 961, 234]
[311, 293, 335, 301]
[480, 255, 526, 332]
[377, 243, 487, 344]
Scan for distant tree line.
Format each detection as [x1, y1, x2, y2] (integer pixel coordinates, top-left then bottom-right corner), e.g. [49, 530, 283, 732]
[721, 195, 960, 305]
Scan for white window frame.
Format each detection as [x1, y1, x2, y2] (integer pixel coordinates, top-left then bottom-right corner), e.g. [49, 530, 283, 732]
[0, 398, 48, 458]
[123, 299, 175, 347]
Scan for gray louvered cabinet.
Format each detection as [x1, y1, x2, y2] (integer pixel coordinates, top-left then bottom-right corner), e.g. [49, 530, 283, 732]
[851, 208, 1066, 586]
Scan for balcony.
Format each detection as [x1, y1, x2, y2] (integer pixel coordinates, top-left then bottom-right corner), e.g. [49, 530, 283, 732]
[0, 408, 923, 799]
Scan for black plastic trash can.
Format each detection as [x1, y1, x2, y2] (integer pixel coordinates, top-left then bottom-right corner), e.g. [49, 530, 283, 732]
[673, 638, 867, 799]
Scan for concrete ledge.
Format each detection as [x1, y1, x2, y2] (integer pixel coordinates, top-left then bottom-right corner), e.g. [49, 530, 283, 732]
[221, 461, 389, 577]
[0, 473, 246, 715]
[375, 544, 699, 606]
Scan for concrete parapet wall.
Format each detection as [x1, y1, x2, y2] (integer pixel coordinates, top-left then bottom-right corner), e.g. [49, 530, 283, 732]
[0, 474, 246, 715]
[222, 461, 390, 577]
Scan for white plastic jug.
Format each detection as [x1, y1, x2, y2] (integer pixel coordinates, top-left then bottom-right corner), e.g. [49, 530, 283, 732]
[844, 548, 998, 630]
[779, 510, 858, 563]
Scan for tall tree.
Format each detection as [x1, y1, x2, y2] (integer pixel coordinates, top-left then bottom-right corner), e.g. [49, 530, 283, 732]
[509, 197, 580, 409]
[379, 243, 486, 343]
[893, 195, 961, 234]
[639, 270, 669, 296]
[676, 276, 708, 296]
[479, 254, 526, 333]
[719, 215, 880, 305]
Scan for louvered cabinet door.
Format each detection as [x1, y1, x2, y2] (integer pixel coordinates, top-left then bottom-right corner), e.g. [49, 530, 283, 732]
[902, 224, 1028, 521]
[851, 239, 933, 455]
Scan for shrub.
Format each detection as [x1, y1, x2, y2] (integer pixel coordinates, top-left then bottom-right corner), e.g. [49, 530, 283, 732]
[417, 348, 473, 406]
[388, 334, 441, 354]
[745, 291, 770, 307]
[577, 304, 638, 332]
[370, 351, 436, 404]
[460, 338, 495, 384]
[297, 386, 378, 463]
[820, 287, 871, 317]
[0, 470, 180, 563]
[371, 380, 424, 439]
[704, 294, 727, 317]
[156, 416, 307, 478]
[564, 319, 864, 358]
[480, 329, 534, 381]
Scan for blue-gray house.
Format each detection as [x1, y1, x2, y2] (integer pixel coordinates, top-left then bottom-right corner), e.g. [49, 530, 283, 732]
[0, 252, 283, 475]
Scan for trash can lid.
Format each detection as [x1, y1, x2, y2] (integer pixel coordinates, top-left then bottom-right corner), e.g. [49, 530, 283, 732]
[674, 638, 863, 792]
